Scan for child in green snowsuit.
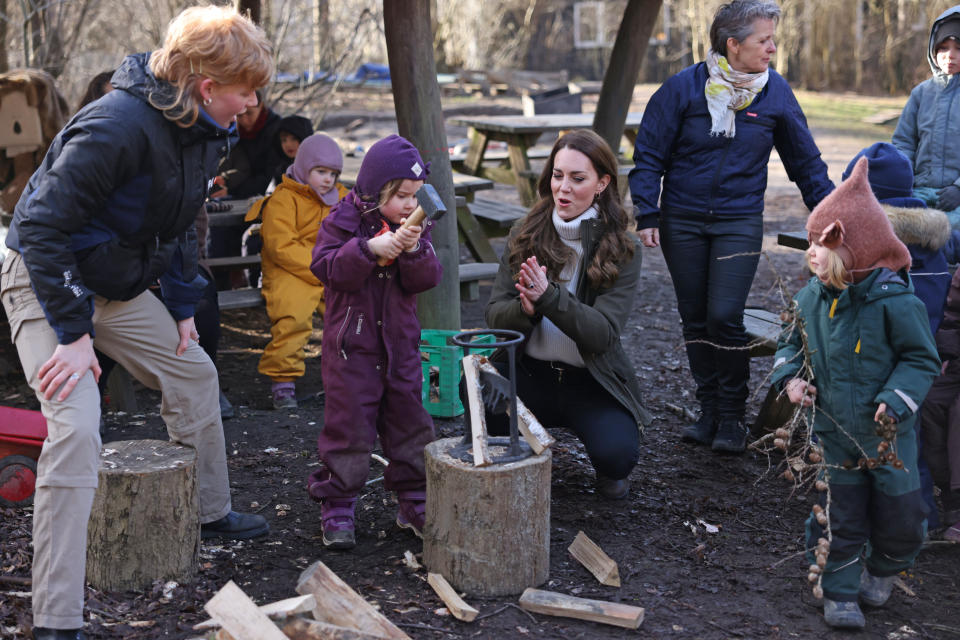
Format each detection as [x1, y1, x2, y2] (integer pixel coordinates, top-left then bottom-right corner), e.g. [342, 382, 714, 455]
[771, 157, 941, 630]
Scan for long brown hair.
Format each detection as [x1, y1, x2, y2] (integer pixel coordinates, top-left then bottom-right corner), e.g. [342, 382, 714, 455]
[507, 129, 634, 289]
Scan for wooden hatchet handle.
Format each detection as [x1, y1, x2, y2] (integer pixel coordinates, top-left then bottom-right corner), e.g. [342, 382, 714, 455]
[375, 206, 425, 266]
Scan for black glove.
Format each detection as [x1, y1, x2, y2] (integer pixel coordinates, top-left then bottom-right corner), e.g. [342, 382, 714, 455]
[478, 369, 511, 415]
[937, 185, 960, 211]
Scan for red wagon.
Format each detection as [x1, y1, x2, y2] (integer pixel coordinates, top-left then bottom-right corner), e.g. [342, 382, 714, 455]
[0, 405, 46, 507]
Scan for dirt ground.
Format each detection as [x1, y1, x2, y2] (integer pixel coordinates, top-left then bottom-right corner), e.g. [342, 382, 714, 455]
[2, 88, 960, 639]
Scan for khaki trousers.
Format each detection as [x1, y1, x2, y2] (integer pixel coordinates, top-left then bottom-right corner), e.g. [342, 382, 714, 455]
[1, 251, 231, 629]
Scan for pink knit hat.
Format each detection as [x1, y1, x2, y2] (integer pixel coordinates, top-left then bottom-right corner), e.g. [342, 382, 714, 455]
[806, 156, 911, 282]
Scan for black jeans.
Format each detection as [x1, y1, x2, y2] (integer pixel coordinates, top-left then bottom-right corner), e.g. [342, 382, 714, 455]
[659, 210, 763, 420]
[462, 355, 640, 480]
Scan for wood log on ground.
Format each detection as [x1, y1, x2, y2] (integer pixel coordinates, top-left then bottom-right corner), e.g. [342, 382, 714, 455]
[427, 572, 479, 622]
[295, 560, 410, 640]
[518, 588, 644, 629]
[423, 437, 551, 596]
[204, 580, 288, 640]
[281, 617, 392, 640]
[86, 439, 198, 591]
[195, 594, 317, 630]
[568, 531, 621, 587]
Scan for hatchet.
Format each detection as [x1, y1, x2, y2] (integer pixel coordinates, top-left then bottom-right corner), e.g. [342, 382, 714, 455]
[376, 182, 447, 266]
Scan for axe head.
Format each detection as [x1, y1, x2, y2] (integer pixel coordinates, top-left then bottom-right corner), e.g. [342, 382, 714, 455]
[416, 183, 447, 222]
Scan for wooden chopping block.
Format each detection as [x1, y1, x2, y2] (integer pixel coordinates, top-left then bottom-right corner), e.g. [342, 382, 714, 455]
[423, 437, 551, 597]
[86, 439, 198, 591]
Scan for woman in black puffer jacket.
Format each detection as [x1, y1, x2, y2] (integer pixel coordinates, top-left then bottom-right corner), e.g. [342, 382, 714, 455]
[1, 7, 273, 638]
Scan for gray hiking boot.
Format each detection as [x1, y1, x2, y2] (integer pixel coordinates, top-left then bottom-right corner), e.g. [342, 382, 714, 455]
[823, 598, 865, 629]
[860, 569, 895, 607]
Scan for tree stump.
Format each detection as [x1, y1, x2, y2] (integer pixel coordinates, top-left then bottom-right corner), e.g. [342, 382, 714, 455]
[86, 439, 199, 591]
[423, 437, 551, 596]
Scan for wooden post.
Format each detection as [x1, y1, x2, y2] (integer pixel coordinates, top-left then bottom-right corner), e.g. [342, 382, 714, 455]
[423, 437, 551, 596]
[384, 0, 459, 330]
[86, 440, 198, 591]
[592, 0, 663, 156]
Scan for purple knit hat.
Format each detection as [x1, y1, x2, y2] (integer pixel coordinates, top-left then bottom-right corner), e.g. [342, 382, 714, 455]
[355, 134, 430, 202]
[287, 134, 343, 205]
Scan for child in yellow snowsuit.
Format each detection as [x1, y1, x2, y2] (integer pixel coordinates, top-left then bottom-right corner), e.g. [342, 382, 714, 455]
[247, 133, 348, 408]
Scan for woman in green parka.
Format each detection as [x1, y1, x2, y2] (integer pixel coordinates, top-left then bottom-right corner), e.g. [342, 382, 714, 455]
[482, 129, 652, 500]
[771, 157, 940, 630]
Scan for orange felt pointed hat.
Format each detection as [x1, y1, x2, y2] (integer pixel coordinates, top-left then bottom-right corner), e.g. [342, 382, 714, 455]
[806, 156, 911, 282]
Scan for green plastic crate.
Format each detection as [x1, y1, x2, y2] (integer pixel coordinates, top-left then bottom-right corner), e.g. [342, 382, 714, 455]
[420, 329, 496, 418]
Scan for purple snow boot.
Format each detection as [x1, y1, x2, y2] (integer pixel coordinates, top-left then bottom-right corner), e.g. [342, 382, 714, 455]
[321, 497, 357, 549]
[271, 381, 297, 410]
[396, 490, 426, 538]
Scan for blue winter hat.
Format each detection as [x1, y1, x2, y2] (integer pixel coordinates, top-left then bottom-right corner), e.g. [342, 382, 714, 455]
[355, 134, 430, 201]
[842, 142, 922, 206]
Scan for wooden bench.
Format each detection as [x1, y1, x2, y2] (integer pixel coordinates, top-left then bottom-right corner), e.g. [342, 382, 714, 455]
[743, 307, 796, 435]
[459, 262, 499, 302]
[214, 264, 501, 309]
[468, 198, 526, 235]
[218, 287, 264, 310]
[449, 147, 551, 168]
[743, 307, 781, 357]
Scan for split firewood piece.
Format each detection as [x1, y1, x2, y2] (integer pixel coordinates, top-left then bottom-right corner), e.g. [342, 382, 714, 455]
[477, 359, 554, 454]
[281, 616, 392, 640]
[461, 355, 492, 466]
[568, 531, 621, 587]
[203, 580, 287, 640]
[518, 588, 644, 629]
[194, 594, 317, 630]
[295, 560, 411, 640]
[427, 572, 479, 622]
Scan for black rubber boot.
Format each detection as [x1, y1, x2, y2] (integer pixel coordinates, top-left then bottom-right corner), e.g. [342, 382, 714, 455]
[680, 413, 718, 445]
[711, 417, 748, 453]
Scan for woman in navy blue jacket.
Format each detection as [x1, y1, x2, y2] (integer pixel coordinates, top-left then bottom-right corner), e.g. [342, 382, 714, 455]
[629, 0, 833, 453]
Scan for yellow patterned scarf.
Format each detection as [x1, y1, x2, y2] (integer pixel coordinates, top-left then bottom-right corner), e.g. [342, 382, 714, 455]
[705, 49, 768, 138]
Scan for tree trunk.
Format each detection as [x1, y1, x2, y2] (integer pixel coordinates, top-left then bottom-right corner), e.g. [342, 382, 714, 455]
[0, 0, 8, 73]
[236, 0, 261, 24]
[383, 1, 459, 330]
[422, 437, 551, 596]
[592, 0, 663, 156]
[312, 0, 329, 73]
[86, 440, 199, 592]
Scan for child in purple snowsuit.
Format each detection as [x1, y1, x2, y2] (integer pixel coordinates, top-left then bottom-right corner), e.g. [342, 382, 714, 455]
[308, 134, 442, 549]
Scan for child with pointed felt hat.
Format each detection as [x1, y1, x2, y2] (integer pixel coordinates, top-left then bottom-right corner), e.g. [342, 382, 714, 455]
[771, 156, 941, 630]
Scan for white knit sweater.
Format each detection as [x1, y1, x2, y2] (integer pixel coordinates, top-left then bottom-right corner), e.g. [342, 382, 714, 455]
[524, 206, 598, 366]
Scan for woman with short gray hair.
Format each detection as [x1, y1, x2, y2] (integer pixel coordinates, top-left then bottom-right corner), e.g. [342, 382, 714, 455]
[629, 0, 833, 453]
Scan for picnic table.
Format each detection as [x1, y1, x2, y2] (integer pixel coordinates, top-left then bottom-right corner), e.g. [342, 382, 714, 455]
[447, 112, 645, 206]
